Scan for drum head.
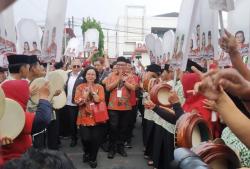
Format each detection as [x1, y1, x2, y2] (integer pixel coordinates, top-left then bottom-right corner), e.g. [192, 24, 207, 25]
[191, 125, 202, 147]
[30, 77, 47, 104]
[209, 159, 228, 169]
[0, 87, 5, 120]
[51, 91, 67, 109]
[47, 71, 65, 95]
[53, 69, 68, 84]
[157, 87, 171, 106]
[0, 98, 25, 139]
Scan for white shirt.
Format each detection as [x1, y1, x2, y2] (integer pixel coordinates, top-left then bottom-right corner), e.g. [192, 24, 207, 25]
[66, 72, 80, 106]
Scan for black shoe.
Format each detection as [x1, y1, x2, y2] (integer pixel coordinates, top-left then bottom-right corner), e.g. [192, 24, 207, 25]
[83, 154, 90, 163]
[124, 141, 132, 148]
[70, 140, 77, 147]
[107, 149, 115, 159]
[89, 161, 97, 168]
[101, 142, 109, 152]
[117, 146, 127, 157]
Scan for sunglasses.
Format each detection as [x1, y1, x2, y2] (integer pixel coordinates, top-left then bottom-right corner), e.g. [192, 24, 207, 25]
[73, 65, 80, 68]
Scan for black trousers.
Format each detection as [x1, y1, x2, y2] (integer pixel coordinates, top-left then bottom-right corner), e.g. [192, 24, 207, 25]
[126, 105, 138, 141]
[108, 110, 131, 149]
[80, 124, 107, 161]
[58, 106, 71, 137]
[66, 105, 79, 141]
[144, 120, 155, 158]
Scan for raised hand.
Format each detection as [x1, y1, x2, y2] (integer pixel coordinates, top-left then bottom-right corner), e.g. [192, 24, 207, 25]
[1, 137, 13, 145]
[168, 91, 180, 105]
[38, 82, 50, 100]
[219, 29, 238, 54]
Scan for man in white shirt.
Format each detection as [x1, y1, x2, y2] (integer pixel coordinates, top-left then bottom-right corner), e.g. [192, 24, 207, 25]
[65, 59, 84, 147]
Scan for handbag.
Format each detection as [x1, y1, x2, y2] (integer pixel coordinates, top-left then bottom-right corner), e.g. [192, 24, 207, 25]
[92, 101, 109, 123]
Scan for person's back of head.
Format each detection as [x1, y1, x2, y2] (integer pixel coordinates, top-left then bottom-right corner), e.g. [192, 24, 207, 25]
[3, 148, 76, 169]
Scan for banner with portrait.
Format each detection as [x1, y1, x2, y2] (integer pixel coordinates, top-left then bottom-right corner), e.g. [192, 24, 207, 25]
[64, 37, 81, 58]
[83, 28, 99, 52]
[17, 19, 41, 58]
[188, 0, 218, 68]
[162, 30, 175, 65]
[41, 0, 68, 62]
[171, 0, 199, 70]
[227, 0, 250, 66]
[0, 5, 16, 55]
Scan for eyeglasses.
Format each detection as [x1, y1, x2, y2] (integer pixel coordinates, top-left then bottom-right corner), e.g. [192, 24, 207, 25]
[73, 65, 80, 68]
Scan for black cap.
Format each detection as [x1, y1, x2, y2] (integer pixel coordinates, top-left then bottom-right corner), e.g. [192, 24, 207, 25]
[116, 56, 127, 63]
[186, 59, 205, 73]
[0, 67, 8, 72]
[146, 64, 161, 75]
[28, 55, 39, 65]
[54, 61, 64, 70]
[7, 54, 30, 65]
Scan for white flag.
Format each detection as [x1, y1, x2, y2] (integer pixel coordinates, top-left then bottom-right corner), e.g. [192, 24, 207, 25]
[41, 0, 68, 63]
[17, 19, 41, 56]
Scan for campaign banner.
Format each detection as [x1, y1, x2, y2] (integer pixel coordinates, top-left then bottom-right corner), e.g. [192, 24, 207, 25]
[162, 30, 175, 64]
[0, 5, 16, 68]
[188, 0, 218, 67]
[171, 0, 199, 70]
[17, 19, 41, 58]
[0, 5, 16, 55]
[227, 0, 250, 66]
[64, 37, 81, 58]
[41, 0, 68, 62]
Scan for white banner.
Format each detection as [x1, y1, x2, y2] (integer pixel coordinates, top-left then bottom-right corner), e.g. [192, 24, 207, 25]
[0, 5, 16, 55]
[64, 38, 81, 58]
[188, 0, 219, 66]
[41, 0, 68, 62]
[171, 0, 199, 70]
[83, 28, 99, 52]
[227, 0, 250, 66]
[17, 19, 41, 57]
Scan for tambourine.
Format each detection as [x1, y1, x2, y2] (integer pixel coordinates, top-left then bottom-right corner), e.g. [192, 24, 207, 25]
[47, 71, 65, 95]
[147, 78, 161, 92]
[192, 141, 240, 169]
[51, 91, 67, 109]
[0, 98, 25, 139]
[53, 69, 68, 84]
[30, 77, 51, 104]
[0, 87, 5, 119]
[150, 83, 172, 107]
[175, 113, 213, 148]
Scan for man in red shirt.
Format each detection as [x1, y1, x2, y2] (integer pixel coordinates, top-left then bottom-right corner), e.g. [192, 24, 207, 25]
[105, 57, 136, 159]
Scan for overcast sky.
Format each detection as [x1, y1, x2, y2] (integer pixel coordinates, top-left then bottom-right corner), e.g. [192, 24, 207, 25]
[13, 0, 182, 26]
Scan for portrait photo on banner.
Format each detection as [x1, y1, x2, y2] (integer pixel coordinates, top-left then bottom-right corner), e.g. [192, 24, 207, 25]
[17, 19, 41, 57]
[227, 0, 250, 66]
[188, 0, 218, 68]
[83, 28, 99, 52]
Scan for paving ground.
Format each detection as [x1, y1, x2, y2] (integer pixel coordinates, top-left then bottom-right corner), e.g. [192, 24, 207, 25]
[61, 117, 151, 169]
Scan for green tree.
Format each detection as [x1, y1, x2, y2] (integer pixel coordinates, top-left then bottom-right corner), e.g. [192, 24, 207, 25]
[81, 17, 104, 61]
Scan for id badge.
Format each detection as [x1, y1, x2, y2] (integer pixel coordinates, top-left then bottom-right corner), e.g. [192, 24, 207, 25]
[211, 111, 217, 122]
[117, 90, 122, 98]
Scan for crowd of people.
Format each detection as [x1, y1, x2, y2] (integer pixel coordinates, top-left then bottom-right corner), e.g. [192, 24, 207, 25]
[0, 29, 250, 169]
